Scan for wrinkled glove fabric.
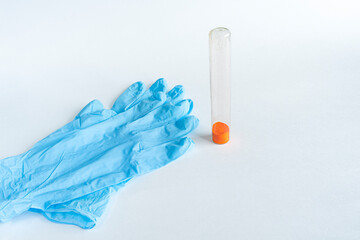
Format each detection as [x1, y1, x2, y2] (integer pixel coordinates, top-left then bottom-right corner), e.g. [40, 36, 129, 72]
[0, 79, 198, 229]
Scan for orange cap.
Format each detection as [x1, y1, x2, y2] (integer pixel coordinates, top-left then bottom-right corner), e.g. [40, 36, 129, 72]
[212, 122, 230, 144]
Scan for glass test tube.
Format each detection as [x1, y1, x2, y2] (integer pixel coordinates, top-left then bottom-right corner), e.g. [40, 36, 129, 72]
[209, 27, 231, 144]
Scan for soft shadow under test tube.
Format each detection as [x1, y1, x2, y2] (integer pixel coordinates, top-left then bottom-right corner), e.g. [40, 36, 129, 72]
[209, 27, 231, 144]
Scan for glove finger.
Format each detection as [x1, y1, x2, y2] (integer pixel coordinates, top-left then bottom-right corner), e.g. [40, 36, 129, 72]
[76, 100, 104, 118]
[40, 91, 166, 153]
[80, 79, 166, 119]
[37, 108, 116, 147]
[111, 81, 146, 113]
[77, 109, 117, 129]
[126, 99, 193, 132]
[37, 99, 105, 142]
[103, 91, 166, 130]
[75, 79, 169, 131]
[126, 78, 167, 110]
[135, 137, 194, 175]
[72, 80, 168, 135]
[76, 80, 165, 125]
[40, 83, 183, 146]
[149, 78, 167, 93]
[139, 115, 199, 148]
[75, 81, 147, 130]
[76, 79, 169, 132]
[166, 85, 184, 104]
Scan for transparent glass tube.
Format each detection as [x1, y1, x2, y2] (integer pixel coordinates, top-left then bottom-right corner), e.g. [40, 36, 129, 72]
[209, 27, 231, 144]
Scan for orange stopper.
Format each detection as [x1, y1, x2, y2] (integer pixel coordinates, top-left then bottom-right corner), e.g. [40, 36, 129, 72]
[212, 122, 230, 144]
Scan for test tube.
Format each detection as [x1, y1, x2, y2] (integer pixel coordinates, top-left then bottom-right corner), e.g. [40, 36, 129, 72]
[209, 27, 231, 144]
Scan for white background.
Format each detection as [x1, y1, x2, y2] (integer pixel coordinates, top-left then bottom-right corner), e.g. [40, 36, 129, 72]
[0, 0, 360, 239]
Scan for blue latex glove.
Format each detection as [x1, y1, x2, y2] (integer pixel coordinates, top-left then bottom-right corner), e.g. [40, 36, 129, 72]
[36, 80, 192, 229]
[0, 79, 198, 228]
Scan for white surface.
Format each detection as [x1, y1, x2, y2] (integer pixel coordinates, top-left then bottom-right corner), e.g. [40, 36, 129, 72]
[0, 0, 360, 239]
